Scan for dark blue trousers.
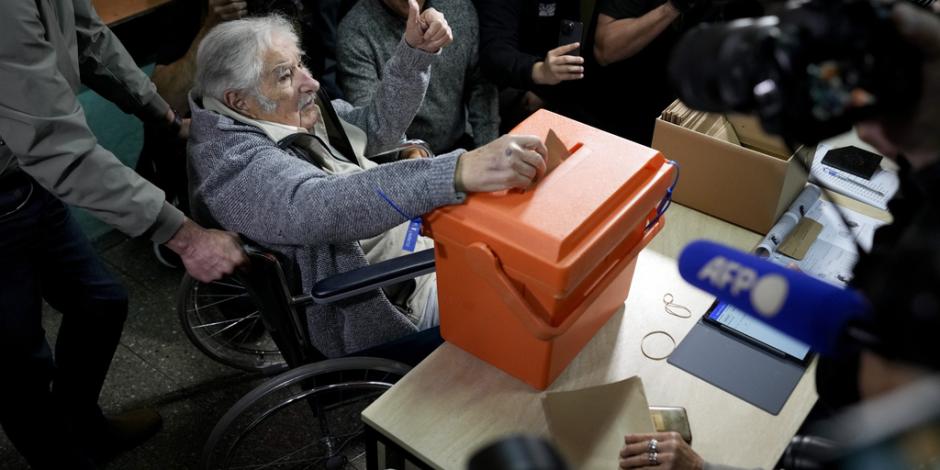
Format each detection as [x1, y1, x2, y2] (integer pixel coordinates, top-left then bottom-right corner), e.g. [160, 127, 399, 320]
[0, 173, 128, 469]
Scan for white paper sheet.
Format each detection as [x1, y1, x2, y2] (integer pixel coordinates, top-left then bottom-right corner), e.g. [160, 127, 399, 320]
[766, 194, 888, 286]
[808, 144, 899, 210]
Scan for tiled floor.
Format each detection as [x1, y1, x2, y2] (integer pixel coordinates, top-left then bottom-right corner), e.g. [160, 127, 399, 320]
[0, 236, 268, 469]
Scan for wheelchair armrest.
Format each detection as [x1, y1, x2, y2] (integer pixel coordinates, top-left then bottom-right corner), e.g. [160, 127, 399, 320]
[311, 248, 435, 304]
[367, 139, 434, 164]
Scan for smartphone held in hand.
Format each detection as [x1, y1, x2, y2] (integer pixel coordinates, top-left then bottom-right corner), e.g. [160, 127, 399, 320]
[558, 19, 583, 56]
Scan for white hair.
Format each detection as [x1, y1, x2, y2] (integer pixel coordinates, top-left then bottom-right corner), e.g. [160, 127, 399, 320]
[193, 15, 300, 112]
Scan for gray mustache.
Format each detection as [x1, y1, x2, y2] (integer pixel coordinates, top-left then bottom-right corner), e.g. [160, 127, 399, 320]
[298, 93, 315, 109]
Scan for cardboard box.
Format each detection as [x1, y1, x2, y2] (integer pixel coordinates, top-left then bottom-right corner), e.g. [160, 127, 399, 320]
[651, 117, 809, 234]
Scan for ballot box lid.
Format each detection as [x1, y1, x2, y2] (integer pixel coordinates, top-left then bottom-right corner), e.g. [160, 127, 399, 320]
[426, 110, 676, 297]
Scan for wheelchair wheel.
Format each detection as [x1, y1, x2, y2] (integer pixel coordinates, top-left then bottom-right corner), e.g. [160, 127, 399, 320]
[178, 274, 286, 373]
[203, 357, 411, 470]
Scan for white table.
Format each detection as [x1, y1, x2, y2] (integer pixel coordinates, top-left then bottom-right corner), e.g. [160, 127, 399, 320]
[362, 204, 820, 470]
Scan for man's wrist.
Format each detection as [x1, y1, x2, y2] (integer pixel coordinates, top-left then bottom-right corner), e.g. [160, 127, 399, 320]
[165, 108, 183, 135]
[531, 62, 546, 85]
[167, 107, 183, 135]
[404, 39, 443, 55]
[665, 0, 691, 16]
[454, 153, 467, 193]
[165, 218, 197, 256]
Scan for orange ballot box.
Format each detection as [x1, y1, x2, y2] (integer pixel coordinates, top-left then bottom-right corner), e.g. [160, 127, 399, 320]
[425, 110, 678, 389]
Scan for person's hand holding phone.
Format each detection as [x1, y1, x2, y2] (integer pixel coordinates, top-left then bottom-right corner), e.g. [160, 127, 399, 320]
[531, 20, 585, 85]
[532, 43, 585, 85]
[532, 20, 585, 85]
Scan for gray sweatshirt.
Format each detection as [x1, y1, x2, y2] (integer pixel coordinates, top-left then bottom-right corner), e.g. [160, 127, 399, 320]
[188, 39, 464, 357]
[0, 0, 184, 243]
[337, 0, 499, 154]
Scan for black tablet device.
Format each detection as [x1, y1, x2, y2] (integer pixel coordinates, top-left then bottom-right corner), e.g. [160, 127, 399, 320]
[703, 300, 812, 364]
[822, 146, 882, 180]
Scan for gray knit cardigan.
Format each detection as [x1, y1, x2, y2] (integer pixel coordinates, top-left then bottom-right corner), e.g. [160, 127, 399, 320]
[338, 0, 499, 153]
[188, 40, 465, 357]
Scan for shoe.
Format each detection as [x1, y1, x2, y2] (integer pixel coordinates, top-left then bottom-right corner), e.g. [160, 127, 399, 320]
[153, 242, 182, 268]
[93, 408, 163, 462]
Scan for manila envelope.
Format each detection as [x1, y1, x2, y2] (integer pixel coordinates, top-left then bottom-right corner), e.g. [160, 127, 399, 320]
[543, 376, 655, 469]
[778, 217, 823, 260]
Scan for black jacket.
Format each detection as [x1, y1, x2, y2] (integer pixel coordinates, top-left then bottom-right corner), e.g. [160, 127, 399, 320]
[816, 157, 940, 411]
[475, 0, 583, 90]
[851, 158, 940, 370]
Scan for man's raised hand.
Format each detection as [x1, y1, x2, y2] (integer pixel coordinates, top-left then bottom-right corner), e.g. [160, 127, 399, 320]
[404, 0, 453, 53]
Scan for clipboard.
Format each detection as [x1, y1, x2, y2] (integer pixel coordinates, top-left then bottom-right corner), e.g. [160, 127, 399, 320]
[669, 321, 806, 415]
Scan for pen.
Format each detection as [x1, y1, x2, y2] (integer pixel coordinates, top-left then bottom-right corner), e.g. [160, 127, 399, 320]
[823, 168, 886, 197]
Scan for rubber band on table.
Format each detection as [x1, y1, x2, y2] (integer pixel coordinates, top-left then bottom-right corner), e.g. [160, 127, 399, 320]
[663, 293, 692, 319]
[641, 330, 677, 360]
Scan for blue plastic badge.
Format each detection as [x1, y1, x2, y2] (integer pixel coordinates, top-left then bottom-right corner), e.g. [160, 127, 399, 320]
[403, 218, 422, 252]
[375, 188, 421, 251]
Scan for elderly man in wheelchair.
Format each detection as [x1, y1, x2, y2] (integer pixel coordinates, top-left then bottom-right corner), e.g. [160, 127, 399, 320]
[187, 11, 548, 363]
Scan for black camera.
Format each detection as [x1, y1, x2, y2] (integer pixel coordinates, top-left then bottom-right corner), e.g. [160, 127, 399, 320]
[669, 0, 930, 144]
[467, 436, 569, 470]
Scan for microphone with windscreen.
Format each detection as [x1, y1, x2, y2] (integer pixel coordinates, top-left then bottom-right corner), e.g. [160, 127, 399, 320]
[677, 240, 874, 355]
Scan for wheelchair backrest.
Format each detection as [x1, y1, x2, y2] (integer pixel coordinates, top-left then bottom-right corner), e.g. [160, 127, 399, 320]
[235, 244, 326, 367]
